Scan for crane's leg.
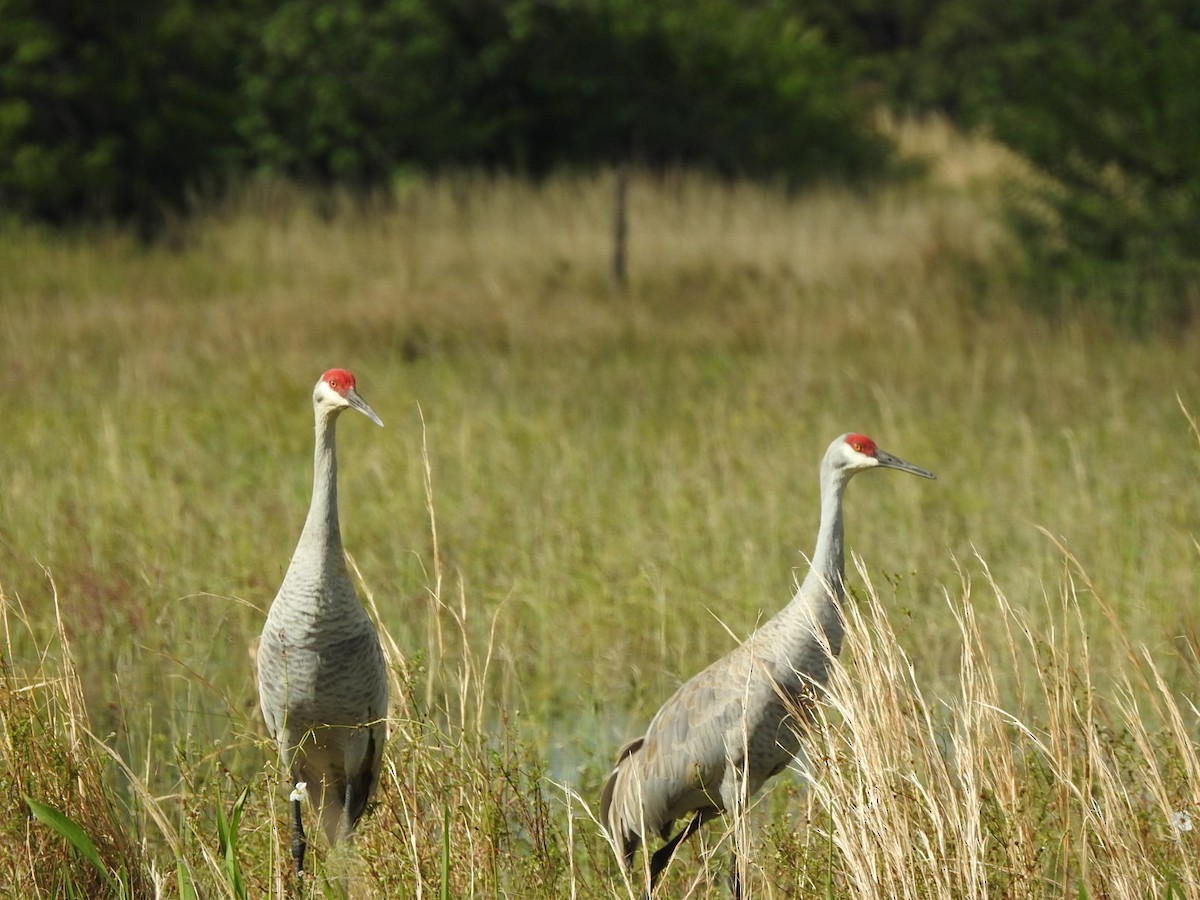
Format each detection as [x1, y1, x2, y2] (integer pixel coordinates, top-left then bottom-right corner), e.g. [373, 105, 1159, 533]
[727, 859, 743, 900]
[648, 810, 715, 892]
[291, 790, 307, 875]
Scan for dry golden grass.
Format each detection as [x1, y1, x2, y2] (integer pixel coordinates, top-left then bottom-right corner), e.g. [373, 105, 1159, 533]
[792, 549, 1200, 898]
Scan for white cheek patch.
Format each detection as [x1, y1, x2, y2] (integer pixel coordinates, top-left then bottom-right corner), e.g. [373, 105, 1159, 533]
[851, 450, 877, 467]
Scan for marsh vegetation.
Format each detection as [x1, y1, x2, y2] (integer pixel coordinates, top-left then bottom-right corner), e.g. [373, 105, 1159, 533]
[2, 120, 1199, 897]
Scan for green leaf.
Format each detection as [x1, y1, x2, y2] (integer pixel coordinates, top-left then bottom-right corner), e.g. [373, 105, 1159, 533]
[176, 858, 199, 900]
[216, 784, 250, 900]
[25, 796, 119, 893]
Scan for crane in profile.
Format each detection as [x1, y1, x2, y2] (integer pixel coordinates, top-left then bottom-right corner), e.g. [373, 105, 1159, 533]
[601, 433, 935, 896]
[256, 368, 389, 875]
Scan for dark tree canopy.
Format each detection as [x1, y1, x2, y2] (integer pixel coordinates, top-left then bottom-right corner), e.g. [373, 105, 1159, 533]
[0, 0, 248, 224]
[0, 0, 888, 223]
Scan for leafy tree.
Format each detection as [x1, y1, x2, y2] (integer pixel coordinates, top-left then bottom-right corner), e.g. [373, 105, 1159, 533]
[0, 0, 252, 226]
[1, 0, 891, 225]
[237, 0, 891, 186]
[237, 0, 492, 182]
[947, 0, 1200, 322]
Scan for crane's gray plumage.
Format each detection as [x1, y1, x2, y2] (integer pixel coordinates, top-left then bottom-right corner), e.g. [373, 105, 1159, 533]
[601, 433, 935, 895]
[256, 368, 388, 874]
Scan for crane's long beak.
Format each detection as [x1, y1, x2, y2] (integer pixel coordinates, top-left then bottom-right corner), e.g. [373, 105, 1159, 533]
[876, 448, 935, 479]
[347, 387, 384, 427]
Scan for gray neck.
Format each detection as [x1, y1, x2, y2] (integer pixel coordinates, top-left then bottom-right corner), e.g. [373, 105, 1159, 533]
[296, 408, 344, 569]
[774, 460, 850, 648]
[801, 463, 848, 602]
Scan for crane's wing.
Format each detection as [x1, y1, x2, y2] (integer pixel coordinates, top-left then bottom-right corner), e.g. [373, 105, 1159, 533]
[604, 645, 771, 844]
[255, 624, 286, 743]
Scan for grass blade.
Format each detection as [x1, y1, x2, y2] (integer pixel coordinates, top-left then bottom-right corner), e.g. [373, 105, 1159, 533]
[25, 796, 120, 894]
[176, 858, 200, 900]
[216, 784, 250, 900]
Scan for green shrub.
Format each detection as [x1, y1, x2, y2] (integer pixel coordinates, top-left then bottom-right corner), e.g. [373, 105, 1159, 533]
[0, 0, 893, 226]
[0, 0, 249, 227]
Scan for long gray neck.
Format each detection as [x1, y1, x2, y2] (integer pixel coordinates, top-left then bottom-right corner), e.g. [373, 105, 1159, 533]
[296, 408, 344, 571]
[800, 463, 849, 603]
[767, 460, 851, 664]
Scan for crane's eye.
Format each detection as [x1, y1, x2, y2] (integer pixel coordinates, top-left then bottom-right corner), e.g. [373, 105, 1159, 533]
[850, 440, 863, 453]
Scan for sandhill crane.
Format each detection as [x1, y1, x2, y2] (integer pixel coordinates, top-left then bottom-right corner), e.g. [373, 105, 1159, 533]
[601, 433, 935, 896]
[256, 368, 389, 875]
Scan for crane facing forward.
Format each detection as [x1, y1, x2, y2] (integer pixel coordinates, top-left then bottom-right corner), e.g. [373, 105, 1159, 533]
[601, 433, 934, 896]
[256, 369, 389, 875]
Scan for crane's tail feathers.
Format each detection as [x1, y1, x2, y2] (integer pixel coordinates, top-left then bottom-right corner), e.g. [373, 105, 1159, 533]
[342, 728, 382, 837]
[599, 736, 645, 859]
[601, 785, 642, 872]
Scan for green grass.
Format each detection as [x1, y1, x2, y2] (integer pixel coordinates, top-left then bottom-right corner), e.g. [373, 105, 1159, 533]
[2, 121, 1199, 896]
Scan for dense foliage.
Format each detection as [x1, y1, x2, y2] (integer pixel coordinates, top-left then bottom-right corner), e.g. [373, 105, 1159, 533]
[950, 1, 1200, 323]
[0, 0, 248, 224]
[240, 0, 889, 185]
[0, 0, 886, 224]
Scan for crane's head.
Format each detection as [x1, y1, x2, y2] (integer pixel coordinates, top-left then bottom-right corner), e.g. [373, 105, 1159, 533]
[832, 433, 935, 480]
[314, 368, 384, 426]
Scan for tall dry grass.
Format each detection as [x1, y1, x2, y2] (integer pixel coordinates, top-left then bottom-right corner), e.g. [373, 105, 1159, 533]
[793, 547, 1200, 898]
[1, 116, 1199, 895]
[1, 578, 150, 897]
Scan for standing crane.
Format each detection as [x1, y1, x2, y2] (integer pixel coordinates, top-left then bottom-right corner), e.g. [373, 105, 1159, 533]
[256, 368, 389, 875]
[601, 433, 935, 896]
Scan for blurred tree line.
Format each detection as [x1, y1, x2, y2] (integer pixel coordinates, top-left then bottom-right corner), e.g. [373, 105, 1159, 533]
[2, 0, 1199, 319]
[0, 0, 885, 222]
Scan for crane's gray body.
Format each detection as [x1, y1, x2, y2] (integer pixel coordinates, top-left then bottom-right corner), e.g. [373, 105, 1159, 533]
[601, 434, 934, 881]
[257, 375, 388, 851]
[602, 581, 844, 848]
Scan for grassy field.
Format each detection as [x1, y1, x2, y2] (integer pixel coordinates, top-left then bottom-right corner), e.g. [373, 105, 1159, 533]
[2, 117, 1200, 897]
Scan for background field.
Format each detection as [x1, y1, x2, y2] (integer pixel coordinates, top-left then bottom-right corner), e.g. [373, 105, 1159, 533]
[2, 120, 1199, 897]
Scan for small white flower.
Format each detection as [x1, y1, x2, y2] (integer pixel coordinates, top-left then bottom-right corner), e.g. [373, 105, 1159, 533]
[1169, 810, 1193, 834]
[289, 782, 308, 804]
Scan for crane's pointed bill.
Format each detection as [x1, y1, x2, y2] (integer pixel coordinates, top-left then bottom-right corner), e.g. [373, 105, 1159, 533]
[875, 448, 935, 479]
[347, 387, 384, 427]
